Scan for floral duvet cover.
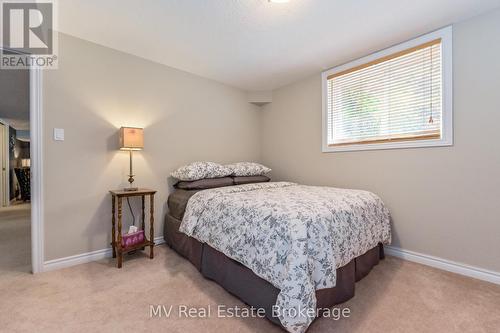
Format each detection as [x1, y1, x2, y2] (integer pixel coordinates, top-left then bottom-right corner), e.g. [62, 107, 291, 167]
[180, 182, 391, 332]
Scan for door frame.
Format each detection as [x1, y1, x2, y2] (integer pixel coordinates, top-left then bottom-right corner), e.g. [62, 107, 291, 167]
[30, 66, 44, 273]
[0, 121, 8, 206]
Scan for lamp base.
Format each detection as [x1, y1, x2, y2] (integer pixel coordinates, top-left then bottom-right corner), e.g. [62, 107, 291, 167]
[123, 187, 139, 192]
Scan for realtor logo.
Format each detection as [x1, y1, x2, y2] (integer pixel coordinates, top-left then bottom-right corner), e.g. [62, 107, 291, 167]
[1, 1, 58, 69]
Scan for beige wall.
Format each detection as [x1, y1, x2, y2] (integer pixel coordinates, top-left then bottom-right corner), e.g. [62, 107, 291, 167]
[261, 10, 500, 272]
[43, 33, 261, 261]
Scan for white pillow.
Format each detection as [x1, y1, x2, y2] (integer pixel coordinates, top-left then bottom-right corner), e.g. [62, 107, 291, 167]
[226, 162, 271, 177]
[170, 162, 232, 181]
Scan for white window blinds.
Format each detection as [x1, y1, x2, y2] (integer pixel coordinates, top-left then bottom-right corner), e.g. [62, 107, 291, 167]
[326, 39, 442, 146]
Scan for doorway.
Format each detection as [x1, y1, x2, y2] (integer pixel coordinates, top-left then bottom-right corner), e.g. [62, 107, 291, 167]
[0, 68, 31, 273]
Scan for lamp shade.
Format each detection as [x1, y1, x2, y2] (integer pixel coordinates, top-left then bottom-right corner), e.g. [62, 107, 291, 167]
[21, 159, 31, 167]
[119, 127, 144, 150]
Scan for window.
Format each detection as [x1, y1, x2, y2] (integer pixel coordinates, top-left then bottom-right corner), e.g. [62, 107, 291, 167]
[322, 27, 452, 152]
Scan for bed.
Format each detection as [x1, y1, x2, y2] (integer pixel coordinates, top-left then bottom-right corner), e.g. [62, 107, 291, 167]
[164, 181, 391, 333]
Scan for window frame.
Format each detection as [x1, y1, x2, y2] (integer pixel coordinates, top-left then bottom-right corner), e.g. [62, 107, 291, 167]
[322, 26, 453, 153]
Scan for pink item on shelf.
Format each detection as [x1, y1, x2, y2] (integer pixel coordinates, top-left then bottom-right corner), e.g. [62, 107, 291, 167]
[121, 230, 145, 249]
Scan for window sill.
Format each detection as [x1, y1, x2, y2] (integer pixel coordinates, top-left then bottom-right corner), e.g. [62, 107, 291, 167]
[322, 137, 453, 153]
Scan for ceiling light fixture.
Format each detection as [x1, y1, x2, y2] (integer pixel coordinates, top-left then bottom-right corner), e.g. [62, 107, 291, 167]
[269, 0, 289, 3]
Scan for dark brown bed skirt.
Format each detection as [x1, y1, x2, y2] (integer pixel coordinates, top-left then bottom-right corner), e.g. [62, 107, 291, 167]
[164, 213, 384, 327]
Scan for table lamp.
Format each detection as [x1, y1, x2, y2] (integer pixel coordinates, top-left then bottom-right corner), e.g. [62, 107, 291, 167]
[119, 127, 144, 191]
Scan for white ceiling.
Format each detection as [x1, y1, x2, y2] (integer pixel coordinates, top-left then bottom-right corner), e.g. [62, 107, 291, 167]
[58, 0, 500, 91]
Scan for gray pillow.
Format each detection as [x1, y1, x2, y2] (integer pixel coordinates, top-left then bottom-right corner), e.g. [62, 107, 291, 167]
[175, 177, 234, 190]
[170, 162, 232, 181]
[226, 162, 271, 177]
[233, 175, 270, 185]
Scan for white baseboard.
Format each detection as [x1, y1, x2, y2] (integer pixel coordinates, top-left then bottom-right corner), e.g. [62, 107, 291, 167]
[42, 240, 500, 286]
[43, 236, 165, 272]
[384, 245, 500, 285]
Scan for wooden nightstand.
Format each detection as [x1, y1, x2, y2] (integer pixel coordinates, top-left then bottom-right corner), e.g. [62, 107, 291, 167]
[109, 188, 157, 268]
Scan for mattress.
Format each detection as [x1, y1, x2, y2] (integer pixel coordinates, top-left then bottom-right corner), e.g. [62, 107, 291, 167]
[167, 189, 200, 220]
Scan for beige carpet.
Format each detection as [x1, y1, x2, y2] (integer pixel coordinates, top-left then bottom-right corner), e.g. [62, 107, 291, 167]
[0, 203, 31, 274]
[1, 245, 499, 333]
